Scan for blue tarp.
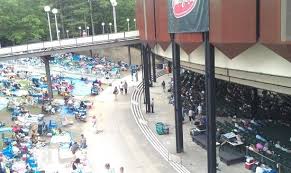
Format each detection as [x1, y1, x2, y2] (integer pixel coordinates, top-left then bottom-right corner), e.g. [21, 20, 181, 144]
[72, 55, 81, 62]
[0, 127, 12, 133]
[63, 77, 91, 96]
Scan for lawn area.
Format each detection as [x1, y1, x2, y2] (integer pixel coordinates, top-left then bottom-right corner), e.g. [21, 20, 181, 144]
[18, 80, 31, 90]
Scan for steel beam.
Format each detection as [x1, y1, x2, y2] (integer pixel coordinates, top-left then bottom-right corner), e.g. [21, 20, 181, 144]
[128, 45, 132, 66]
[170, 33, 184, 153]
[152, 52, 157, 82]
[204, 32, 216, 173]
[251, 88, 258, 118]
[42, 56, 53, 100]
[143, 45, 151, 113]
[141, 44, 146, 104]
[148, 47, 152, 87]
[0, 39, 140, 61]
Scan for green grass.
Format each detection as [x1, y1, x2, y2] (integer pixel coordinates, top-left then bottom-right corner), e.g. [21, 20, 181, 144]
[18, 80, 31, 90]
[25, 106, 41, 114]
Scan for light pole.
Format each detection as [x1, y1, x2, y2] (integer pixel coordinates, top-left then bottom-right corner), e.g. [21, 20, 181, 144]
[102, 22, 105, 34]
[126, 18, 130, 31]
[52, 8, 60, 40]
[88, 0, 95, 35]
[110, 0, 117, 33]
[109, 23, 112, 33]
[134, 18, 136, 30]
[86, 26, 90, 36]
[44, 6, 53, 41]
[66, 30, 69, 38]
[78, 26, 82, 37]
[82, 30, 87, 37]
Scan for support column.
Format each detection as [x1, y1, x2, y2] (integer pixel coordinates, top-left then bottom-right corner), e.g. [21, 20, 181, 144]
[141, 45, 146, 104]
[148, 48, 152, 87]
[152, 52, 157, 82]
[143, 45, 151, 112]
[170, 34, 184, 153]
[251, 88, 258, 118]
[43, 56, 53, 100]
[204, 32, 216, 173]
[128, 45, 132, 66]
[89, 50, 93, 58]
[167, 61, 172, 73]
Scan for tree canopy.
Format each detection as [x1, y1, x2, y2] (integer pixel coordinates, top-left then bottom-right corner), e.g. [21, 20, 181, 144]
[0, 0, 136, 46]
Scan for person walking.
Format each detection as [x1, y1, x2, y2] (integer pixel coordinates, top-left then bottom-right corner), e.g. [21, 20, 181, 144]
[123, 81, 128, 94]
[119, 82, 124, 95]
[150, 98, 154, 113]
[161, 81, 166, 92]
[120, 167, 124, 173]
[113, 86, 119, 100]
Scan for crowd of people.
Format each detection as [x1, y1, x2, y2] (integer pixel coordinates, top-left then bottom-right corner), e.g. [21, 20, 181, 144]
[176, 70, 291, 172]
[177, 70, 291, 122]
[0, 53, 133, 172]
[113, 81, 129, 100]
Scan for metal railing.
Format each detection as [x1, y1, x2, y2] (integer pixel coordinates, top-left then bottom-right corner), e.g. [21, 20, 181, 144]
[0, 30, 139, 57]
[246, 146, 291, 173]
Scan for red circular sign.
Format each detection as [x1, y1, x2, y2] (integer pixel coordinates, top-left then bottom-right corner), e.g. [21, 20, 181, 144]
[172, 0, 198, 18]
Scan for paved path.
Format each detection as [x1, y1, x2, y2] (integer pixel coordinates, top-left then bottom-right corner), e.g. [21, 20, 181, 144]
[81, 74, 175, 172]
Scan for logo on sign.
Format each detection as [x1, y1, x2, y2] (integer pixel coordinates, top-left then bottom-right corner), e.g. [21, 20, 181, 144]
[172, 0, 198, 18]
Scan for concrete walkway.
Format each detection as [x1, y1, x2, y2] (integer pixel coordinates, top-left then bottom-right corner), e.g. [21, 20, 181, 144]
[83, 74, 175, 173]
[132, 74, 250, 173]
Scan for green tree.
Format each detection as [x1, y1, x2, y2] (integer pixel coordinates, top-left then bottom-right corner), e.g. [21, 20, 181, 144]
[0, 0, 136, 46]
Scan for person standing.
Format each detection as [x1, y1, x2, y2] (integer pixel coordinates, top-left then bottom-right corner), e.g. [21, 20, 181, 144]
[161, 81, 166, 92]
[123, 81, 128, 94]
[188, 109, 194, 123]
[150, 98, 154, 113]
[197, 104, 202, 117]
[135, 71, 138, 81]
[0, 158, 6, 173]
[92, 115, 97, 128]
[120, 167, 124, 173]
[80, 134, 87, 149]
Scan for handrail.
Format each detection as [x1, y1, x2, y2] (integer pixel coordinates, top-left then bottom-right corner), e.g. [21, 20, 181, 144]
[0, 30, 139, 57]
[246, 146, 291, 173]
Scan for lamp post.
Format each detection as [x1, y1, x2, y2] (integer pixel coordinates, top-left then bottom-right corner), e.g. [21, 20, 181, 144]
[52, 8, 59, 40]
[133, 18, 136, 30]
[66, 30, 69, 38]
[88, 0, 95, 36]
[102, 22, 105, 34]
[86, 26, 90, 36]
[109, 23, 112, 33]
[110, 0, 117, 33]
[82, 30, 87, 37]
[44, 6, 53, 41]
[78, 26, 82, 37]
[126, 18, 130, 31]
